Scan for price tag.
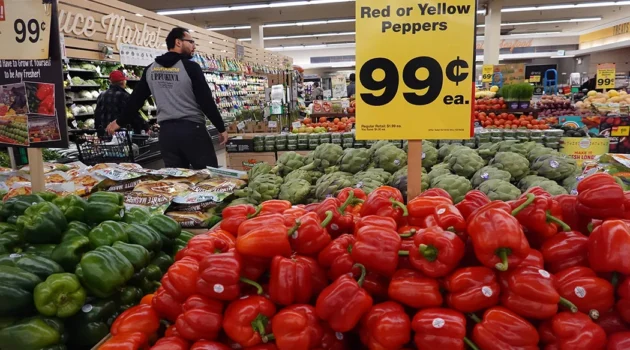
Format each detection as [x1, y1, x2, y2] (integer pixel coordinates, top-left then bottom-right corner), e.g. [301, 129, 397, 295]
[529, 74, 541, 83]
[612, 126, 630, 137]
[237, 121, 245, 130]
[482, 65, 494, 83]
[291, 121, 302, 129]
[268, 120, 278, 128]
[596, 63, 616, 89]
[342, 100, 350, 108]
[0, 0, 51, 59]
[355, 0, 476, 140]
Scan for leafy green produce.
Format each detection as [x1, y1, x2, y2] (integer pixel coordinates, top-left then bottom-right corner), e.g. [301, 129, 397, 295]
[279, 179, 312, 204]
[471, 166, 512, 188]
[478, 179, 521, 201]
[338, 148, 370, 174]
[445, 148, 484, 179]
[530, 155, 578, 181]
[489, 152, 530, 181]
[430, 174, 472, 203]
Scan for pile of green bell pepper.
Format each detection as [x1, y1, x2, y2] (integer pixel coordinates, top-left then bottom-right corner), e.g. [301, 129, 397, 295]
[75, 245, 134, 298]
[17, 202, 67, 244]
[88, 221, 128, 249]
[0, 316, 66, 350]
[0, 194, 45, 224]
[0, 253, 63, 280]
[34, 273, 86, 318]
[85, 192, 125, 224]
[53, 195, 87, 222]
[0, 265, 41, 317]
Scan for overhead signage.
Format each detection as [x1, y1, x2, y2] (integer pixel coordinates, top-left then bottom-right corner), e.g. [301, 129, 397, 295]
[596, 63, 616, 90]
[355, 0, 477, 140]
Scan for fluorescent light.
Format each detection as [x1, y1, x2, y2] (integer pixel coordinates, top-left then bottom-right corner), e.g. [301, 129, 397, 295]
[267, 42, 355, 51]
[207, 25, 251, 31]
[158, 0, 354, 16]
[208, 18, 355, 31]
[239, 31, 355, 41]
[505, 31, 563, 36]
[502, 1, 630, 12]
[135, 13, 143, 17]
[477, 17, 602, 27]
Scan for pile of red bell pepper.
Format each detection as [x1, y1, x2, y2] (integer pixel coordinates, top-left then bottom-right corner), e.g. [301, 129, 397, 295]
[99, 174, 630, 350]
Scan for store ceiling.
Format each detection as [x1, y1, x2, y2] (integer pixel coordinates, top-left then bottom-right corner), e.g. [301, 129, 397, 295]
[123, 0, 630, 48]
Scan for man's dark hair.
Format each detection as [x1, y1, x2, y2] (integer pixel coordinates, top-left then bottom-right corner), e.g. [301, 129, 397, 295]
[349, 73, 355, 82]
[314, 82, 320, 87]
[166, 27, 189, 50]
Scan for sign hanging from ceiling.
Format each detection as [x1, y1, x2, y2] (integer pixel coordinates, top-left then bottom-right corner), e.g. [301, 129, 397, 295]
[355, 0, 477, 140]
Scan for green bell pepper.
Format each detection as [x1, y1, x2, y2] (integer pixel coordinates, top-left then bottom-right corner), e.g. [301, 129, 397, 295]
[0, 253, 63, 280]
[0, 231, 24, 254]
[75, 246, 133, 298]
[0, 316, 63, 350]
[52, 195, 87, 222]
[173, 230, 194, 254]
[0, 195, 45, 224]
[61, 221, 91, 242]
[0, 265, 41, 316]
[112, 241, 150, 270]
[117, 285, 143, 310]
[66, 299, 117, 348]
[85, 192, 125, 224]
[34, 192, 58, 202]
[148, 214, 181, 239]
[123, 206, 151, 224]
[51, 235, 91, 272]
[88, 221, 128, 249]
[0, 316, 17, 330]
[88, 191, 124, 205]
[125, 223, 162, 252]
[34, 273, 87, 318]
[150, 251, 174, 274]
[0, 222, 17, 234]
[23, 244, 56, 259]
[17, 202, 67, 244]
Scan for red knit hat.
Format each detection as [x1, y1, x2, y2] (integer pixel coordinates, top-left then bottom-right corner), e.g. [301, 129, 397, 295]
[109, 70, 126, 83]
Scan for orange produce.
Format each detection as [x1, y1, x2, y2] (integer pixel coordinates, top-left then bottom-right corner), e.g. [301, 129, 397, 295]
[341, 117, 348, 123]
[303, 117, 311, 125]
[319, 117, 327, 123]
[333, 118, 340, 124]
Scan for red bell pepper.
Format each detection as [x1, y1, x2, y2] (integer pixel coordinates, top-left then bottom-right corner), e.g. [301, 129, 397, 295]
[397, 239, 416, 270]
[283, 207, 308, 226]
[456, 190, 491, 220]
[36, 83, 54, 101]
[223, 296, 277, 347]
[555, 266, 614, 318]
[176, 295, 224, 342]
[236, 224, 293, 259]
[539, 312, 607, 350]
[290, 212, 332, 255]
[189, 341, 230, 350]
[315, 263, 373, 332]
[444, 266, 500, 313]
[337, 188, 366, 216]
[520, 249, 544, 268]
[359, 186, 408, 223]
[314, 197, 355, 238]
[259, 200, 292, 216]
[420, 188, 452, 199]
[471, 307, 539, 350]
[500, 265, 577, 319]
[165, 324, 179, 337]
[209, 230, 237, 249]
[140, 293, 154, 306]
[269, 255, 317, 305]
[408, 226, 465, 278]
[162, 257, 200, 302]
[351, 225, 402, 277]
[317, 323, 349, 350]
[151, 336, 190, 350]
[221, 204, 260, 235]
[361, 271, 390, 301]
[421, 202, 467, 240]
[555, 194, 590, 233]
[99, 332, 149, 350]
[360, 301, 411, 350]
[596, 310, 630, 336]
[111, 304, 160, 337]
[608, 332, 630, 350]
[412, 308, 477, 350]
[152, 287, 183, 322]
[407, 195, 453, 227]
[177, 232, 236, 262]
[318, 234, 357, 280]
[576, 173, 626, 220]
[354, 215, 398, 233]
[245, 345, 279, 350]
[467, 204, 531, 271]
[511, 190, 571, 244]
[588, 219, 630, 276]
[241, 255, 271, 282]
[540, 231, 589, 274]
[398, 225, 419, 239]
[616, 277, 630, 323]
[388, 269, 442, 309]
[237, 214, 286, 237]
[197, 250, 262, 301]
[271, 304, 323, 350]
[38, 95, 54, 115]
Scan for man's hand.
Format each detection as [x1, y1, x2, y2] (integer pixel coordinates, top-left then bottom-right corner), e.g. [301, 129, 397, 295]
[106, 121, 121, 135]
[219, 131, 228, 146]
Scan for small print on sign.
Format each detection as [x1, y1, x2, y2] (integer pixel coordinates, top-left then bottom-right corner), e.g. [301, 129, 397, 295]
[292, 121, 302, 129]
[268, 120, 278, 128]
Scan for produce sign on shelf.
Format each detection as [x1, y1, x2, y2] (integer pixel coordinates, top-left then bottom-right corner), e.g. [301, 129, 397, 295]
[560, 137, 609, 166]
[481, 64, 493, 83]
[355, 0, 476, 140]
[0, 0, 51, 60]
[596, 63, 616, 90]
[0, 0, 68, 148]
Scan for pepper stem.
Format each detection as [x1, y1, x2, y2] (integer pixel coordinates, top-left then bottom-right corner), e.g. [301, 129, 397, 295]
[587, 222, 595, 233]
[346, 244, 352, 254]
[240, 277, 263, 295]
[247, 205, 262, 219]
[468, 313, 482, 323]
[399, 229, 416, 238]
[419, 244, 438, 262]
[287, 221, 301, 237]
[546, 212, 571, 232]
[558, 297, 578, 313]
[464, 337, 481, 350]
[495, 248, 510, 272]
[589, 309, 600, 320]
[321, 211, 334, 228]
[390, 198, 409, 217]
[398, 250, 409, 256]
[251, 314, 268, 339]
[511, 193, 535, 216]
[263, 334, 275, 343]
[338, 191, 354, 214]
[353, 263, 367, 287]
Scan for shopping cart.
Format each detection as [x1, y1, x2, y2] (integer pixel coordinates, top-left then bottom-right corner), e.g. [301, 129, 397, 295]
[70, 129, 136, 165]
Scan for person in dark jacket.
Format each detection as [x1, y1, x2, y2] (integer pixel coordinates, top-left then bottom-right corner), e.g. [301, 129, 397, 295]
[346, 73, 356, 97]
[95, 71, 146, 133]
[106, 27, 227, 169]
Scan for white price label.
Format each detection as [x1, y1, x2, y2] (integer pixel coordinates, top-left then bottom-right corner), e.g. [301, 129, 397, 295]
[0, 0, 52, 59]
[268, 120, 278, 128]
[292, 121, 302, 129]
[237, 121, 246, 130]
[342, 100, 350, 108]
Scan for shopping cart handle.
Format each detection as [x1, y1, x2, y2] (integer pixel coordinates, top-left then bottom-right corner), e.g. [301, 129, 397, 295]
[69, 128, 128, 135]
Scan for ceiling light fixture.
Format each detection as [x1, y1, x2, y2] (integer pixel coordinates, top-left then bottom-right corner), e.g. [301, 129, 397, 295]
[267, 42, 356, 51]
[477, 17, 602, 27]
[208, 18, 355, 31]
[476, 1, 630, 14]
[158, 0, 353, 16]
[239, 31, 355, 41]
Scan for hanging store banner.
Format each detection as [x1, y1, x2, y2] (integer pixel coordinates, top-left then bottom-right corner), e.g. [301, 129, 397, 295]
[355, 0, 477, 140]
[596, 63, 616, 90]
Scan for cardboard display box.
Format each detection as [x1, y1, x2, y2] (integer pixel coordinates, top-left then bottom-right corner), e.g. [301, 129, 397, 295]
[225, 138, 255, 153]
[227, 152, 276, 171]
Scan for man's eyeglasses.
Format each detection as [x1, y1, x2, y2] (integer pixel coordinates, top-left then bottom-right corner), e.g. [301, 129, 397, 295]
[181, 39, 196, 45]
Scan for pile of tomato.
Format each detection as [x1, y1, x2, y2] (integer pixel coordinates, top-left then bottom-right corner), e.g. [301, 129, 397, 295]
[475, 112, 551, 130]
[474, 97, 507, 111]
[303, 116, 356, 132]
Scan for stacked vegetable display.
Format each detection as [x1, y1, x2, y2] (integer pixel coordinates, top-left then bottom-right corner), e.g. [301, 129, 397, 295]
[99, 173, 630, 349]
[0, 191, 189, 349]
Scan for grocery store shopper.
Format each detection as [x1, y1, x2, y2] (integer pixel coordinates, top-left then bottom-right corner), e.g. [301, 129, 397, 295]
[347, 73, 356, 97]
[106, 27, 227, 169]
[95, 71, 145, 134]
[311, 82, 324, 100]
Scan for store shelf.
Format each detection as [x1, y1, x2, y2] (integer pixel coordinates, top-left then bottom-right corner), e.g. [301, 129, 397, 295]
[72, 112, 95, 118]
[66, 68, 98, 73]
[311, 113, 356, 117]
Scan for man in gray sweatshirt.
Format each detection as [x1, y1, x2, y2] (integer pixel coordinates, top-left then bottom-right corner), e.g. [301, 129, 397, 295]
[106, 27, 227, 169]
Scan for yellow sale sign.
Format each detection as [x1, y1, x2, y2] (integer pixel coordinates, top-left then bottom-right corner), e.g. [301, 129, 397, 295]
[482, 65, 494, 83]
[355, 0, 477, 140]
[596, 63, 616, 90]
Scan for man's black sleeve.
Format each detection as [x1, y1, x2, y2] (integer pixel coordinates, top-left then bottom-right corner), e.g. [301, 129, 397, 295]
[116, 66, 151, 127]
[182, 60, 226, 133]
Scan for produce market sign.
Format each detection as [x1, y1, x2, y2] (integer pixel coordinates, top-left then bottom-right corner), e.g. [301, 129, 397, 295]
[355, 0, 476, 140]
[596, 63, 616, 90]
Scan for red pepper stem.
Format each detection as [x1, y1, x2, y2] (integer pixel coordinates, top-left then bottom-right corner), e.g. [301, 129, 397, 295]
[587, 222, 595, 233]
[546, 212, 571, 232]
[251, 314, 268, 338]
[263, 333, 275, 343]
[390, 198, 409, 217]
[239, 277, 263, 295]
[468, 313, 482, 324]
[288, 221, 301, 237]
[511, 193, 535, 216]
[398, 250, 409, 256]
[464, 337, 481, 350]
[321, 211, 334, 228]
[399, 229, 416, 238]
[419, 244, 438, 262]
[353, 263, 367, 287]
[338, 191, 355, 214]
[558, 297, 578, 313]
[495, 248, 510, 272]
[247, 205, 262, 219]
